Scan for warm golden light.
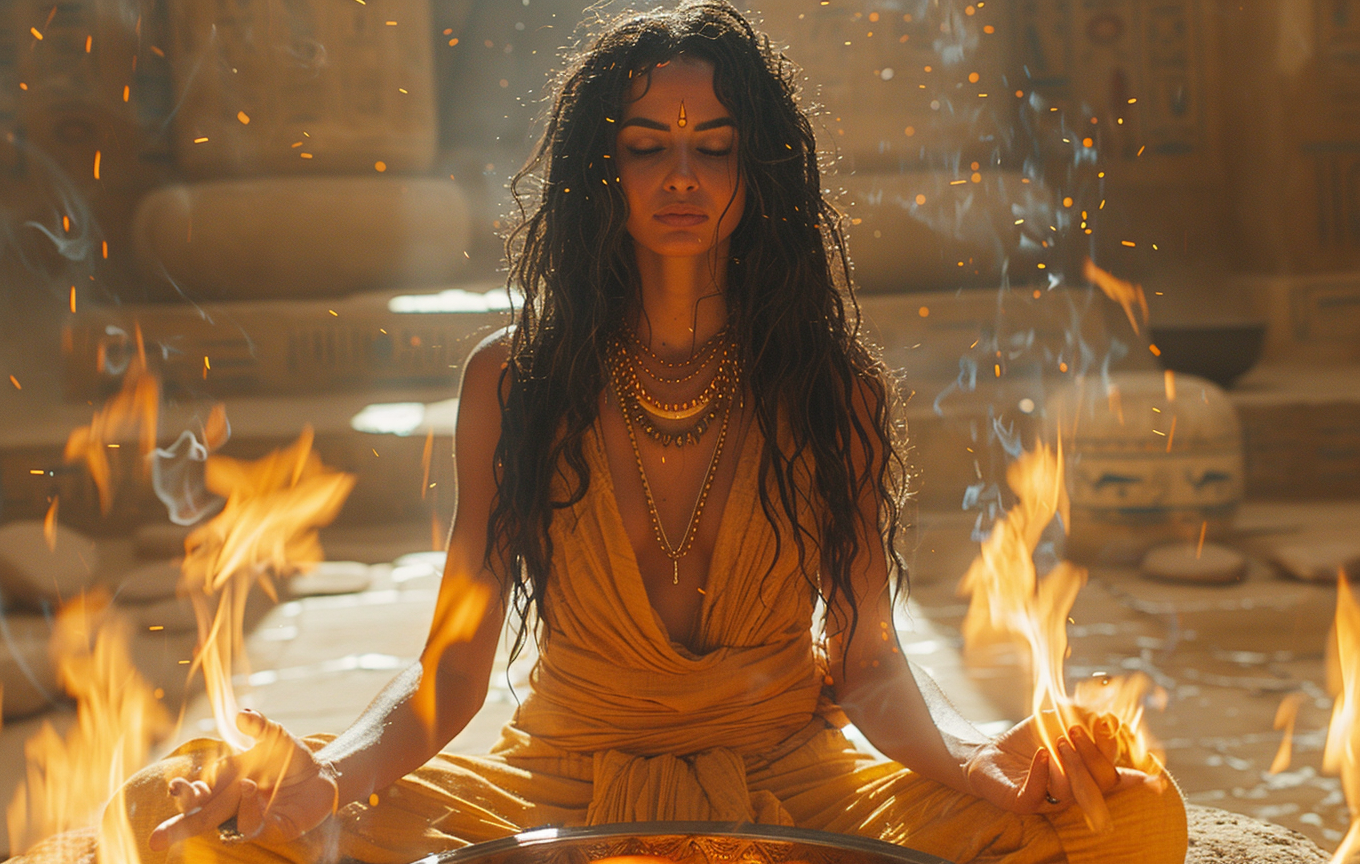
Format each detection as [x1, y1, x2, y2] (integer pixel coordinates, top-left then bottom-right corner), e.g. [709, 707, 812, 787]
[1084, 258, 1148, 336]
[7, 593, 169, 856]
[64, 327, 159, 513]
[181, 426, 356, 750]
[958, 445, 1166, 833]
[1324, 572, 1360, 863]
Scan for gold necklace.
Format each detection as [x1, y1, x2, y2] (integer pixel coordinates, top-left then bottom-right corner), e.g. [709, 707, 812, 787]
[618, 344, 732, 420]
[626, 325, 728, 371]
[611, 367, 733, 585]
[632, 338, 729, 385]
[610, 338, 736, 445]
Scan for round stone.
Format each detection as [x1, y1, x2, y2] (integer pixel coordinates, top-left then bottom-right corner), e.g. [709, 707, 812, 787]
[1185, 805, 1328, 863]
[1141, 542, 1248, 584]
[287, 561, 373, 597]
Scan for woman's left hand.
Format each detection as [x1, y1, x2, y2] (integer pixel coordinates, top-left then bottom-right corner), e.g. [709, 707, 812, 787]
[961, 712, 1147, 815]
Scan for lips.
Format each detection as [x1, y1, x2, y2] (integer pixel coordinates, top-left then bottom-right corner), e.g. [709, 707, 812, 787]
[654, 211, 708, 226]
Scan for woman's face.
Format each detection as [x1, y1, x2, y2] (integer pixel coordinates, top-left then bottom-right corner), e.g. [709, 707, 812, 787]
[615, 56, 746, 260]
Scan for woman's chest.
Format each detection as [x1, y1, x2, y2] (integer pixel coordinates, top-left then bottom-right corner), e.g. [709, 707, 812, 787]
[595, 393, 753, 651]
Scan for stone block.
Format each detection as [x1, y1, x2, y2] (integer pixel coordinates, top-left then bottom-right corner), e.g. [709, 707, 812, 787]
[0, 613, 58, 720]
[0, 521, 100, 609]
[132, 594, 198, 634]
[133, 177, 473, 302]
[106, 559, 183, 604]
[166, 0, 436, 176]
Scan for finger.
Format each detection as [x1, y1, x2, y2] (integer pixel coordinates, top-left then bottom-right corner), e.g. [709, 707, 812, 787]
[149, 781, 242, 852]
[1094, 716, 1120, 764]
[1045, 740, 1074, 804]
[1016, 748, 1056, 812]
[168, 777, 217, 815]
[1055, 734, 1113, 831]
[236, 708, 269, 740]
[237, 778, 266, 840]
[1114, 766, 1153, 793]
[1070, 725, 1120, 792]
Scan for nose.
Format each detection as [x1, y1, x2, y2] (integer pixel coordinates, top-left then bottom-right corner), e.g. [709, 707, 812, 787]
[663, 147, 698, 193]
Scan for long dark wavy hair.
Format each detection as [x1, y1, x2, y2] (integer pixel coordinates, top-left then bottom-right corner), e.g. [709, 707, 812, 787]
[489, 0, 909, 656]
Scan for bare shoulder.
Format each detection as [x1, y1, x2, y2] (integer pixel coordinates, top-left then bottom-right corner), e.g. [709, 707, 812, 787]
[459, 327, 513, 409]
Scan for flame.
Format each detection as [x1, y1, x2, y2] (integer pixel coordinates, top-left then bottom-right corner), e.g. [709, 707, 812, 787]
[180, 425, 355, 750]
[958, 444, 1166, 833]
[1324, 571, 1360, 863]
[1083, 258, 1149, 336]
[412, 571, 492, 741]
[64, 327, 160, 513]
[1269, 691, 1307, 775]
[44, 496, 59, 551]
[6, 593, 169, 857]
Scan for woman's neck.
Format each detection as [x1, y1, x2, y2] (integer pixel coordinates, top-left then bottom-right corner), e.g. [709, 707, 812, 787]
[631, 245, 730, 362]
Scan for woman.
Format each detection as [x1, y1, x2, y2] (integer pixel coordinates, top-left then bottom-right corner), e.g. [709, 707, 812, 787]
[43, 3, 1187, 863]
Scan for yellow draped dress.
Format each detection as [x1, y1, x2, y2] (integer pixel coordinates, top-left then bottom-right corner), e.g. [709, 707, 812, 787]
[34, 425, 1187, 864]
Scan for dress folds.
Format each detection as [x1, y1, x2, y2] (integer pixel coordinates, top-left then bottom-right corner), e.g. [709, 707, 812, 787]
[10, 424, 1187, 864]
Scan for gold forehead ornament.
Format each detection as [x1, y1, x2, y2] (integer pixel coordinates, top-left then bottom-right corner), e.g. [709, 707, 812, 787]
[677, 101, 687, 128]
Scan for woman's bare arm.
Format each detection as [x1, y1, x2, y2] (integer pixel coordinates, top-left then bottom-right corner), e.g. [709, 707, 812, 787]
[314, 331, 512, 805]
[151, 332, 514, 849]
[826, 382, 1134, 815]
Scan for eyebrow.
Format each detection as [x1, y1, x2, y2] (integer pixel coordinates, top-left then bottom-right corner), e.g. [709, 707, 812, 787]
[618, 116, 736, 132]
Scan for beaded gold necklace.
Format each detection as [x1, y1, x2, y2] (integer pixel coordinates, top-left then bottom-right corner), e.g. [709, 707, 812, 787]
[608, 358, 734, 585]
[609, 332, 737, 447]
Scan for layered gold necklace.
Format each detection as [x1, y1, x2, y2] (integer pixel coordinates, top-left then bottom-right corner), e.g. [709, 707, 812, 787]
[607, 327, 739, 584]
[610, 327, 737, 447]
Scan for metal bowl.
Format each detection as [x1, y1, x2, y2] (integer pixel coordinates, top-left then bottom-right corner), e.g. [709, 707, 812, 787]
[420, 822, 951, 864]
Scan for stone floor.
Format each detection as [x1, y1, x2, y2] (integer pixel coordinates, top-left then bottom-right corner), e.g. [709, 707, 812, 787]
[3, 502, 1357, 859]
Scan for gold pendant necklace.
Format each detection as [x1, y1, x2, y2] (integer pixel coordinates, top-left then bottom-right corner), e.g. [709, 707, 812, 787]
[610, 362, 733, 585]
[609, 337, 735, 446]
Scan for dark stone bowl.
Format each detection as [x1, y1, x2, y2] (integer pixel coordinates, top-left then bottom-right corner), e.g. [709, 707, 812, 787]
[1148, 324, 1267, 389]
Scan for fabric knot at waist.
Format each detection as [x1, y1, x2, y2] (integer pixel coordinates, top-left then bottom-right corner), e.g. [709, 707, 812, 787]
[585, 748, 794, 827]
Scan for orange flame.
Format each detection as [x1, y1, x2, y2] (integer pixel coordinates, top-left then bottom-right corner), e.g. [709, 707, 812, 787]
[412, 571, 492, 741]
[1324, 571, 1360, 863]
[1268, 691, 1307, 775]
[958, 444, 1166, 833]
[44, 496, 59, 552]
[6, 593, 169, 857]
[180, 425, 355, 750]
[64, 327, 159, 513]
[1083, 258, 1149, 336]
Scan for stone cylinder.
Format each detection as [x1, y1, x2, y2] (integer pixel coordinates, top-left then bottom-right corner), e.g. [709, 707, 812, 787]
[1046, 372, 1244, 563]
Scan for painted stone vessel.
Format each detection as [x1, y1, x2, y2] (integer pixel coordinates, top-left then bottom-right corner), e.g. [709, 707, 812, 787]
[1046, 372, 1244, 564]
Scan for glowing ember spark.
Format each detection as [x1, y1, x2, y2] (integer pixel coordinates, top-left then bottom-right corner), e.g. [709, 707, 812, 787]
[421, 428, 434, 501]
[180, 425, 355, 750]
[1083, 258, 1148, 336]
[6, 593, 170, 855]
[64, 327, 159, 513]
[958, 445, 1166, 833]
[1324, 571, 1360, 863]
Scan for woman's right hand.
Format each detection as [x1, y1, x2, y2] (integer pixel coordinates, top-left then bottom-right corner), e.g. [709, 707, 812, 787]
[148, 709, 341, 851]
